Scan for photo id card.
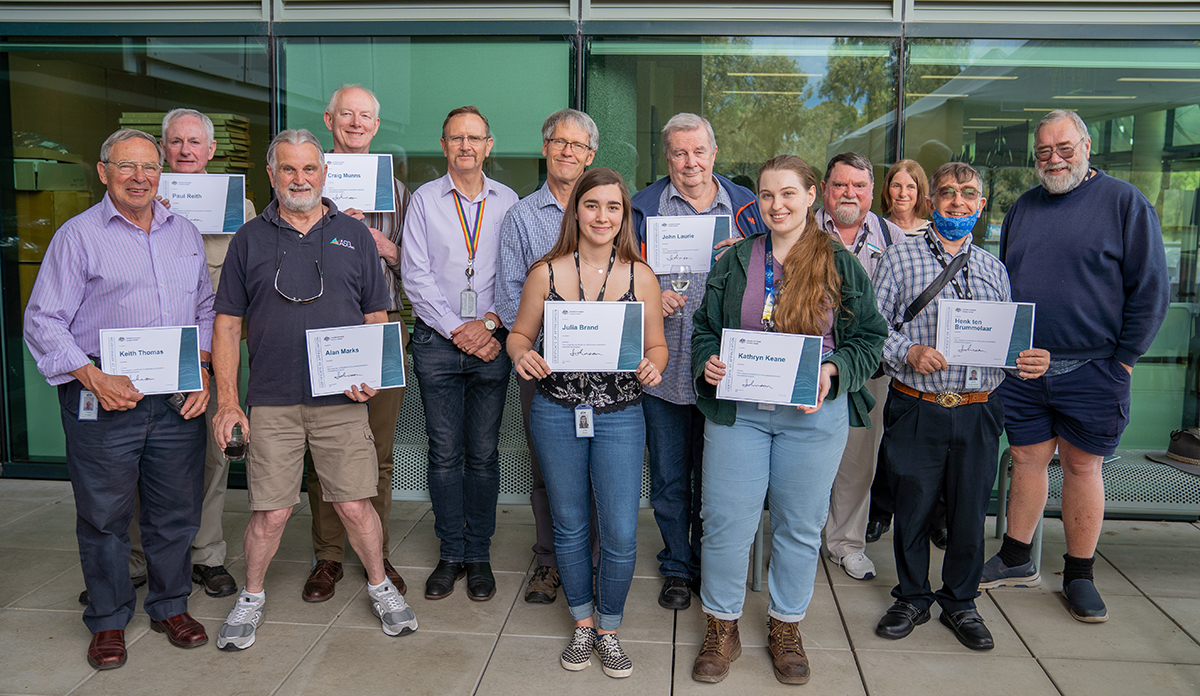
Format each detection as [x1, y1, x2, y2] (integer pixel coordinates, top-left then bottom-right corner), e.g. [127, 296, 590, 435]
[460, 289, 478, 318]
[79, 389, 98, 421]
[575, 404, 594, 438]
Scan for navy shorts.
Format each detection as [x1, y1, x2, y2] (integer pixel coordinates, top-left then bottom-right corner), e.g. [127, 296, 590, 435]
[996, 356, 1132, 457]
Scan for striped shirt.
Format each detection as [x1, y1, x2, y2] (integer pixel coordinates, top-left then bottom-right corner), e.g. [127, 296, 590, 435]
[24, 193, 216, 385]
[496, 182, 565, 329]
[870, 230, 1011, 394]
[364, 176, 411, 312]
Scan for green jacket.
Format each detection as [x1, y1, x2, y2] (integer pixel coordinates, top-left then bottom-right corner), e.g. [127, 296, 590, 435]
[691, 233, 887, 428]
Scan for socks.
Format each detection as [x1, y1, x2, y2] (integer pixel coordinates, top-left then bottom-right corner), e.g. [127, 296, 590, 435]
[997, 534, 1032, 567]
[1062, 554, 1095, 585]
[367, 579, 390, 593]
[241, 588, 265, 600]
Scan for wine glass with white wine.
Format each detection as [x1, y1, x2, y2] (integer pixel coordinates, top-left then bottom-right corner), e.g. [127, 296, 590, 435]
[669, 264, 691, 317]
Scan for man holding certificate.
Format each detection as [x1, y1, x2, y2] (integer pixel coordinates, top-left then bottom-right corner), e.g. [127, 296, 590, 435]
[212, 129, 415, 650]
[24, 128, 215, 669]
[870, 162, 1048, 651]
[401, 106, 518, 603]
[300, 84, 412, 604]
[630, 113, 768, 612]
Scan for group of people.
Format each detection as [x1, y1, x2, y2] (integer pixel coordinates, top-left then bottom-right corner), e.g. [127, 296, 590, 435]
[22, 86, 1169, 687]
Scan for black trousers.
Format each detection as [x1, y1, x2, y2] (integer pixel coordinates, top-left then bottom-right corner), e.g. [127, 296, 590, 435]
[881, 386, 1003, 613]
[870, 449, 948, 530]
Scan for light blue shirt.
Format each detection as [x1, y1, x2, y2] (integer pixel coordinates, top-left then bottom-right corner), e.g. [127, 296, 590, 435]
[496, 182, 565, 329]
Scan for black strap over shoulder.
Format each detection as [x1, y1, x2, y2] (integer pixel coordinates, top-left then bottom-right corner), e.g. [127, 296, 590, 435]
[872, 211, 894, 246]
[894, 249, 969, 332]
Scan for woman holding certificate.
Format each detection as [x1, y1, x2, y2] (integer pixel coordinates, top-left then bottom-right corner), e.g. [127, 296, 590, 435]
[689, 155, 886, 685]
[507, 167, 667, 678]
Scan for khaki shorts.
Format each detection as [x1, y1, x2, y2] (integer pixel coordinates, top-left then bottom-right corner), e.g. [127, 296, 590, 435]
[246, 403, 377, 511]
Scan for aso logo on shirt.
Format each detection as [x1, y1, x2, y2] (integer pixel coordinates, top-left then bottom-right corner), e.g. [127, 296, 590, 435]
[330, 237, 356, 250]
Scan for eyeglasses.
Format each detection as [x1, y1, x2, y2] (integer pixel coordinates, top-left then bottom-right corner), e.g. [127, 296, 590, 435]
[444, 135, 489, 147]
[274, 252, 324, 304]
[105, 160, 162, 176]
[936, 186, 981, 201]
[546, 138, 593, 155]
[1034, 136, 1087, 162]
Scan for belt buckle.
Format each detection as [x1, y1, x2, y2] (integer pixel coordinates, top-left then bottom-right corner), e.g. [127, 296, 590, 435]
[935, 391, 963, 408]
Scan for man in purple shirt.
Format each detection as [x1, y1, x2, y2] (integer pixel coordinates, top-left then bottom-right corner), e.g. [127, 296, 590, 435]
[24, 128, 216, 670]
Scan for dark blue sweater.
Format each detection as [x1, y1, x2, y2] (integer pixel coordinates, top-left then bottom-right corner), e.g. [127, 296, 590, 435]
[999, 170, 1169, 366]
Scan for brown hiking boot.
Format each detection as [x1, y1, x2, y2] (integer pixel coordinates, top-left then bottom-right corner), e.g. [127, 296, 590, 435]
[691, 613, 741, 683]
[767, 617, 810, 685]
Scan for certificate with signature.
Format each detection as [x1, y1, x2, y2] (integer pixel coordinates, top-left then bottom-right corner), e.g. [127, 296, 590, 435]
[323, 153, 396, 213]
[544, 302, 644, 372]
[305, 322, 407, 397]
[936, 299, 1035, 368]
[646, 215, 733, 274]
[98, 325, 203, 395]
[157, 174, 246, 234]
[716, 329, 823, 408]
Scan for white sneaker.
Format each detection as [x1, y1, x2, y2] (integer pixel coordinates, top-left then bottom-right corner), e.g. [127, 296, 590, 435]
[834, 551, 877, 580]
[369, 581, 418, 636]
[218, 590, 265, 651]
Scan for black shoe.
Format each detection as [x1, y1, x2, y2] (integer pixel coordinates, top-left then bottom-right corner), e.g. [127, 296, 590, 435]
[930, 528, 949, 550]
[658, 576, 692, 610]
[865, 519, 890, 543]
[940, 608, 994, 650]
[424, 560, 465, 600]
[192, 564, 237, 598]
[875, 600, 931, 640]
[79, 574, 147, 606]
[465, 562, 496, 601]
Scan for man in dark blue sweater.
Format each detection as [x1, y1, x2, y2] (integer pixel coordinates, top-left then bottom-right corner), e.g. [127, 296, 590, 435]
[981, 110, 1169, 623]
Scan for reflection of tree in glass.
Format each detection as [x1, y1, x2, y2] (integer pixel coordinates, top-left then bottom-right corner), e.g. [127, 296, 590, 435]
[820, 37, 897, 130]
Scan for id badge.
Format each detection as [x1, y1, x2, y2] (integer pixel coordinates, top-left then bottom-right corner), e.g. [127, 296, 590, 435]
[79, 389, 99, 421]
[965, 368, 982, 391]
[460, 289, 478, 319]
[758, 402, 776, 411]
[575, 404, 594, 438]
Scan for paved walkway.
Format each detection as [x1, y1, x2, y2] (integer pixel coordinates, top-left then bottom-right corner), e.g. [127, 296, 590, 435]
[1, 478, 1199, 695]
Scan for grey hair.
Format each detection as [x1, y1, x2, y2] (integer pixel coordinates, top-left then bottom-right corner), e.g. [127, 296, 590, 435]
[929, 161, 982, 194]
[327, 84, 381, 120]
[100, 129, 164, 165]
[823, 152, 874, 185]
[1034, 109, 1090, 144]
[161, 109, 214, 144]
[542, 109, 599, 151]
[267, 129, 325, 170]
[661, 113, 716, 157]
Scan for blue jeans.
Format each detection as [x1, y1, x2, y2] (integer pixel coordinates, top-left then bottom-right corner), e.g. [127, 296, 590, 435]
[531, 393, 644, 631]
[411, 320, 511, 563]
[643, 394, 703, 580]
[59, 381, 205, 633]
[700, 396, 848, 622]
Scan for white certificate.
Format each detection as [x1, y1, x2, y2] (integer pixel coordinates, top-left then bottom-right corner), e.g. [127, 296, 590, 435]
[646, 215, 733, 274]
[544, 301, 644, 372]
[306, 322, 407, 397]
[716, 329, 824, 408]
[157, 174, 246, 234]
[936, 299, 1036, 368]
[323, 153, 396, 213]
[98, 325, 203, 395]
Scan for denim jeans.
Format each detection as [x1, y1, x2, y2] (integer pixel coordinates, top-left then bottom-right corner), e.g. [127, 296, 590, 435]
[700, 395, 848, 622]
[530, 393, 644, 631]
[411, 320, 511, 563]
[643, 394, 704, 580]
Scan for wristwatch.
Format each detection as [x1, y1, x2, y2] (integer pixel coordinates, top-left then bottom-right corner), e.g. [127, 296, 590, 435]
[483, 317, 497, 332]
[200, 360, 214, 376]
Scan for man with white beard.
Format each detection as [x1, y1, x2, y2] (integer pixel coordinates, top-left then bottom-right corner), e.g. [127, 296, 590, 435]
[980, 110, 1168, 624]
[212, 129, 417, 650]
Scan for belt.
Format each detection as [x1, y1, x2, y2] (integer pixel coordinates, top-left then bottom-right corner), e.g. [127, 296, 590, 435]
[892, 380, 989, 408]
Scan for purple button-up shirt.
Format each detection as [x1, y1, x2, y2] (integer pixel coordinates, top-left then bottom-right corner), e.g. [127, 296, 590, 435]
[24, 193, 215, 385]
[401, 172, 518, 338]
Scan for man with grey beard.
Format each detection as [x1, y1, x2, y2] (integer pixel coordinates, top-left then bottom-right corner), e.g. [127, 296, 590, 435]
[981, 110, 1168, 624]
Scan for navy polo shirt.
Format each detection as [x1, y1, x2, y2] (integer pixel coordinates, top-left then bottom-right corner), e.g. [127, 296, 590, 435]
[215, 197, 389, 406]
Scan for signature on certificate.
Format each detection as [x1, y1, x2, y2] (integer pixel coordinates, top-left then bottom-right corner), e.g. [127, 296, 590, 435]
[334, 370, 364, 380]
[955, 345, 988, 355]
[740, 378, 768, 389]
[569, 347, 600, 357]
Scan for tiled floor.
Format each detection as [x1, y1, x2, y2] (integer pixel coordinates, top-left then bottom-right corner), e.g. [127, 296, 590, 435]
[2, 478, 1200, 695]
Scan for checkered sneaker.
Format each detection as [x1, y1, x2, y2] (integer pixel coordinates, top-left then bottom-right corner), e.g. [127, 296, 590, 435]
[369, 581, 418, 636]
[560, 626, 596, 671]
[595, 633, 633, 678]
[217, 591, 265, 651]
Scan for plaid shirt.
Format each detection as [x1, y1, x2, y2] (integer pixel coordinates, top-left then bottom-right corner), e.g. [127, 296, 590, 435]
[870, 230, 1012, 394]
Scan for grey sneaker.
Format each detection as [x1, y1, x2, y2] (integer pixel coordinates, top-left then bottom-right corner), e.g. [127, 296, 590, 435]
[217, 591, 265, 651]
[978, 554, 1041, 589]
[369, 581, 418, 636]
[561, 626, 596, 671]
[595, 633, 633, 679]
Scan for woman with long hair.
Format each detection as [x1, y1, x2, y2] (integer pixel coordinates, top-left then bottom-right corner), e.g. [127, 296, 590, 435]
[507, 167, 668, 678]
[882, 159, 933, 236]
[688, 155, 886, 685]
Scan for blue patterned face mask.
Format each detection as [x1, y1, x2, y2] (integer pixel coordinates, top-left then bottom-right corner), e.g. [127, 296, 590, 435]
[931, 209, 981, 241]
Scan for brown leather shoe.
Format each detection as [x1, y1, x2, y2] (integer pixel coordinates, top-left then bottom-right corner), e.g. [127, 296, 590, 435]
[767, 617, 810, 685]
[302, 560, 343, 603]
[383, 559, 407, 595]
[87, 630, 127, 670]
[151, 612, 208, 649]
[692, 613, 741, 683]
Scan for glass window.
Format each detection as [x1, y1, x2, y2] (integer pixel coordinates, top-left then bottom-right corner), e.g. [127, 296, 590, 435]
[585, 36, 898, 195]
[902, 38, 1200, 447]
[2, 37, 270, 466]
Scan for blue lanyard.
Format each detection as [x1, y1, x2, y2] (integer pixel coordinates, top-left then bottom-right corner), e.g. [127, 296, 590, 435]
[762, 234, 776, 331]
